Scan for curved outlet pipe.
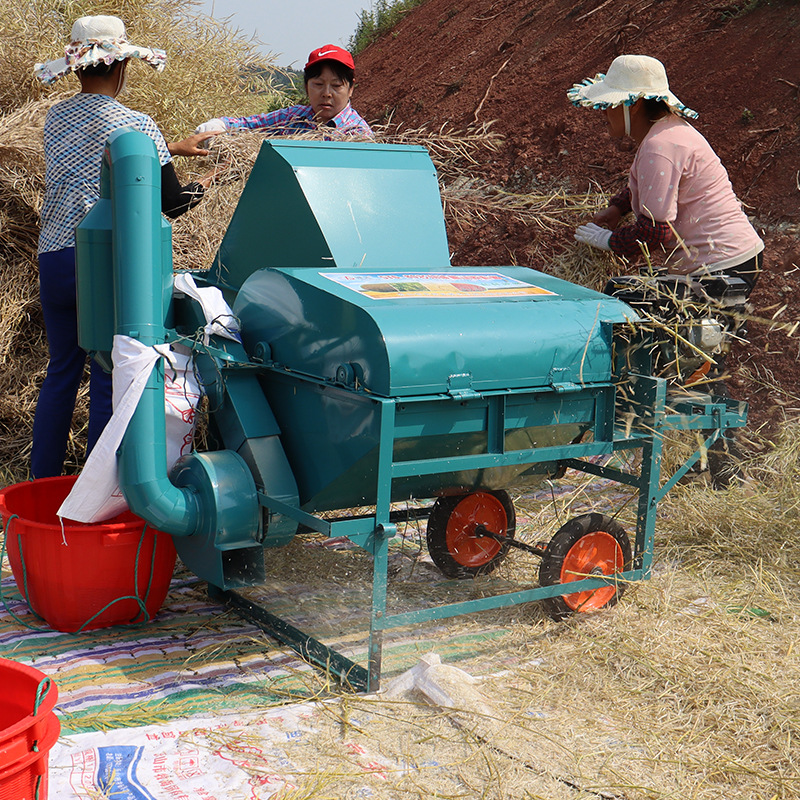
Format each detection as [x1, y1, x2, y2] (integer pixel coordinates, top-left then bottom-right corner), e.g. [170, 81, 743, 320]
[104, 127, 199, 536]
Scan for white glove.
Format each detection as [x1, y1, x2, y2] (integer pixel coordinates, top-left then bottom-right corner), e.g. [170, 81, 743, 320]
[574, 222, 612, 251]
[194, 118, 227, 148]
[194, 118, 228, 135]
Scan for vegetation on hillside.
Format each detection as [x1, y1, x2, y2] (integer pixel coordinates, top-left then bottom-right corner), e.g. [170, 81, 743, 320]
[349, 0, 429, 54]
[0, 0, 296, 132]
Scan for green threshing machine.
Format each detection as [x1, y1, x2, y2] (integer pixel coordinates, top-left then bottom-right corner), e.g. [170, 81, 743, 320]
[75, 128, 746, 690]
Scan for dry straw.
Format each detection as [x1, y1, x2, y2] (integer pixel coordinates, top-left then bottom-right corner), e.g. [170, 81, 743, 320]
[172, 429, 799, 799]
[84, 452, 794, 800]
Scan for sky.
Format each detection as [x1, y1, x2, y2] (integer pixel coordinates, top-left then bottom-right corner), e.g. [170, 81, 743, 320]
[196, 0, 373, 69]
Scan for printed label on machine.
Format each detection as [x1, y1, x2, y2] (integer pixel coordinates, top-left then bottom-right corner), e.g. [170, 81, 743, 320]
[322, 271, 557, 299]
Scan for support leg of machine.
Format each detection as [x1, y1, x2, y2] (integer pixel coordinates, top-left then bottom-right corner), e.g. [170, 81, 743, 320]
[208, 586, 370, 692]
[367, 529, 389, 692]
[634, 433, 662, 578]
[366, 398, 398, 692]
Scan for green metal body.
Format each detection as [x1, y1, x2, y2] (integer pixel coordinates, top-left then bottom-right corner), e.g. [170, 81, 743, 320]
[75, 128, 261, 588]
[76, 133, 748, 691]
[75, 133, 173, 371]
[233, 265, 627, 514]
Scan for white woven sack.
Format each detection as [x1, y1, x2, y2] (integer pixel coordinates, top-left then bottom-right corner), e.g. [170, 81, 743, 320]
[57, 336, 201, 524]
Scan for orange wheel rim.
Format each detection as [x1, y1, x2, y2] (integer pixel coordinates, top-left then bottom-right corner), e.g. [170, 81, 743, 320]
[445, 492, 507, 568]
[560, 530, 624, 611]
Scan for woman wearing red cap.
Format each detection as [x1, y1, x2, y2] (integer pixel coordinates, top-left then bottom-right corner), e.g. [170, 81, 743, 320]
[196, 44, 373, 139]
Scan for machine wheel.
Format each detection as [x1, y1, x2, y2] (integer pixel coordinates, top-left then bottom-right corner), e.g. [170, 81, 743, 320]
[538, 513, 632, 621]
[426, 490, 516, 578]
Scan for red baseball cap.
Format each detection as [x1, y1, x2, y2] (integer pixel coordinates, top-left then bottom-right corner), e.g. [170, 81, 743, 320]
[305, 44, 355, 71]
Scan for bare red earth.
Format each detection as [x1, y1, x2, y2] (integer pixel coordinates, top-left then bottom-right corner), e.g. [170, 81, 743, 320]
[354, 0, 800, 432]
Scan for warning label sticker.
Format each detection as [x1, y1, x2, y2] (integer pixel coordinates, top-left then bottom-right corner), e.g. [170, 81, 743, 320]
[321, 271, 557, 299]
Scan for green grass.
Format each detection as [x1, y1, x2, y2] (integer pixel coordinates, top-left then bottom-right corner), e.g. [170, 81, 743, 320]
[349, 0, 429, 55]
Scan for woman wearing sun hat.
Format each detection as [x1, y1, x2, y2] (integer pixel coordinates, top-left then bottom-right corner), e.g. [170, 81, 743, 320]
[195, 44, 373, 139]
[31, 15, 221, 479]
[569, 54, 763, 292]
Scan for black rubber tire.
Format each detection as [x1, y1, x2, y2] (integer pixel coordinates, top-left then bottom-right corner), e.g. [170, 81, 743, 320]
[538, 513, 632, 621]
[426, 490, 516, 579]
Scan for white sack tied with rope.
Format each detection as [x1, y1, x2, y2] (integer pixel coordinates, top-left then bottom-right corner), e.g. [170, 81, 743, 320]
[58, 274, 241, 523]
[173, 272, 241, 344]
[57, 336, 201, 524]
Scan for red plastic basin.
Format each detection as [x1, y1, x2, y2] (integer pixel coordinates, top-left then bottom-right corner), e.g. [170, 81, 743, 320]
[0, 658, 60, 800]
[0, 476, 176, 632]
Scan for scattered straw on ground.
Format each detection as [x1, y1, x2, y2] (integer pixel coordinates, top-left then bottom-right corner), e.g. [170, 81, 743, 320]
[127, 419, 797, 799]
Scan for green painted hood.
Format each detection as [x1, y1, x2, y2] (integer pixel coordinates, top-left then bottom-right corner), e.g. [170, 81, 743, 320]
[234, 266, 638, 397]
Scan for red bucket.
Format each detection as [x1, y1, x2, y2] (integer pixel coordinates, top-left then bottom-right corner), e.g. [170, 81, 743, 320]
[0, 659, 60, 800]
[0, 476, 176, 632]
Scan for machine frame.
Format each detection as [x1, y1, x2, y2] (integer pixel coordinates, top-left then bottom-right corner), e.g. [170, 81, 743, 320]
[209, 363, 745, 692]
[74, 129, 747, 693]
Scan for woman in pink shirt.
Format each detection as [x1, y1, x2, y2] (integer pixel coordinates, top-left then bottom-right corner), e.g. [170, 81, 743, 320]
[569, 55, 763, 293]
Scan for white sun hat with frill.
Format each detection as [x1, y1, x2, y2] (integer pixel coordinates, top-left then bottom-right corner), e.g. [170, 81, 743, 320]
[34, 15, 167, 86]
[568, 54, 698, 119]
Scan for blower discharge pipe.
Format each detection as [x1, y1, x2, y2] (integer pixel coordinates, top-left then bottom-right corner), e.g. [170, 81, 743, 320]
[106, 128, 199, 536]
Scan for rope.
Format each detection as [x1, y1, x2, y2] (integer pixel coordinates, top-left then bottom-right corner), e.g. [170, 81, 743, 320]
[0, 514, 46, 630]
[1, 512, 162, 635]
[33, 677, 52, 715]
[28, 678, 53, 800]
[138, 523, 158, 608]
[72, 522, 157, 633]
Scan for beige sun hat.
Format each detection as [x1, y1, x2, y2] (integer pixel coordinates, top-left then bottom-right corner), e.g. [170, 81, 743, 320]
[34, 15, 167, 86]
[568, 54, 697, 119]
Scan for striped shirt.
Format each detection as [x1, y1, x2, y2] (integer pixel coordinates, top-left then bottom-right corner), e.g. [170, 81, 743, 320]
[221, 103, 373, 139]
[39, 93, 172, 254]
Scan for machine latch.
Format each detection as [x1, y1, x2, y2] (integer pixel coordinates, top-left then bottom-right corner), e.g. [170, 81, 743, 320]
[447, 373, 480, 400]
[551, 382, 582, 393]
[548, 367, 582, 393]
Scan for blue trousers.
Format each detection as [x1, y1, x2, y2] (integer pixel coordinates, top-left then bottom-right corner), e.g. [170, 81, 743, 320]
[31, 247, 112, 478]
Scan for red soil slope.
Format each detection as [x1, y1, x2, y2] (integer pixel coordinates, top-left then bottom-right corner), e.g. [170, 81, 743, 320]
[354, 0, 800, 430]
